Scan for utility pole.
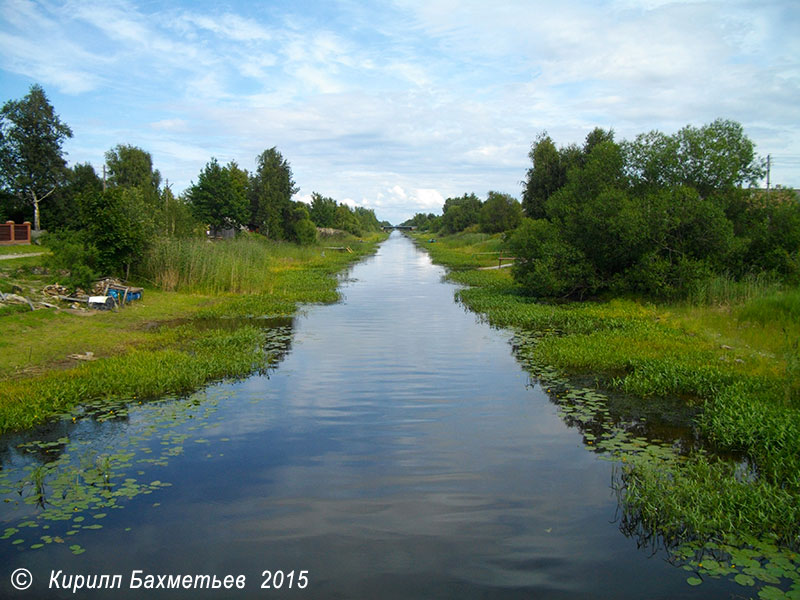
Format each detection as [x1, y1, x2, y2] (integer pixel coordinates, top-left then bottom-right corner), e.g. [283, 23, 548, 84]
[164, 179, 170, 235]
[102, 164, 107, 192]
[766, 154, 771, 197]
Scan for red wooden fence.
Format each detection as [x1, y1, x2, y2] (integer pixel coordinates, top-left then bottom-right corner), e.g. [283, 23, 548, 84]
[0, 221, 31, 245]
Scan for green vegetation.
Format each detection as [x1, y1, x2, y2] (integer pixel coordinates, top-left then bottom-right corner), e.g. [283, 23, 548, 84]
[0, 82, 389, 432]
[512, 121, 799, 299]
[0, 84, 73, 231]
[0, 379, 257, 554]
[0, 232, 386, 432]
[402, 191, 524, 235]
[412, 230, 800, 597]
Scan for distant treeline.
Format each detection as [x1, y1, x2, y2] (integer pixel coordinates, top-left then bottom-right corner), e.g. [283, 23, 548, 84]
[404, 119, 800, 299]
[0, 85, 385, 287]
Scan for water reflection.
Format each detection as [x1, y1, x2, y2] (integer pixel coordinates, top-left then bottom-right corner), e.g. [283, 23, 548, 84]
[0, 233, 743, 599]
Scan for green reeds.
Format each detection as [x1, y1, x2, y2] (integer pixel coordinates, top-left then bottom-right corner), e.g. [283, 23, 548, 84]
[688, 272, 782, 307]
[140, 235, 281, 294]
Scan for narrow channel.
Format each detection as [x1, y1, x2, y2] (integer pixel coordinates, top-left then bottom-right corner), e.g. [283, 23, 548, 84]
[1, 231, 739, 599]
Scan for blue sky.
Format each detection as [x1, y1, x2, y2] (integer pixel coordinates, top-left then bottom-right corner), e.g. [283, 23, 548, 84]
[1, 0, 798, 224]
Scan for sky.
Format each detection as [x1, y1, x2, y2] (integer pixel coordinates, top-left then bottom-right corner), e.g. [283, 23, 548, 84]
[1, 0, 798, 225]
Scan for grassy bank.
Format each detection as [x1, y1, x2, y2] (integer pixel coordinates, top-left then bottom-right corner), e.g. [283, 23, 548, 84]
[413, 231, 800, 595]
[0, 233, 386, 432]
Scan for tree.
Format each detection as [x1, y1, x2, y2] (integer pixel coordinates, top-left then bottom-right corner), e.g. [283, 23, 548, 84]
[479, 191, 522, 233]
[104, 144, 162, 199]
[508, 218, 595, 298]
[161, 185, 198, 238]
[187, 158, 248, 235]
[290, 203, 317, 245]
[512, 121, 775, 299]
[401, 212, 440, 232]
[583, 127, 615, 156]
[521, 133, 564, 220]
[354, 206, 382, 232]
[440, 193, 482, 234]
[0, 84, 73, 230]
[45, 162, 103, 231]
[249, 147, 298, 240]
[623, 119, 764, 197]
[309, 192, 338, 228]
[79, 187, 155, 277]
[334, 203, 363, 236]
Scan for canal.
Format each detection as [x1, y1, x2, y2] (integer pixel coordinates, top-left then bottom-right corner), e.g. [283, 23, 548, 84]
[0, 231, 739, 598]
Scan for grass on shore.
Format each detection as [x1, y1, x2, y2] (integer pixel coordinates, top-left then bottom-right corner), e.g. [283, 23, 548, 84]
[412, 231, 800, 555]
[0, 233, 386, 432]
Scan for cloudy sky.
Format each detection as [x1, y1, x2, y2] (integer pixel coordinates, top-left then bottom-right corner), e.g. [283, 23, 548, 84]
[1, 0, 798, 224]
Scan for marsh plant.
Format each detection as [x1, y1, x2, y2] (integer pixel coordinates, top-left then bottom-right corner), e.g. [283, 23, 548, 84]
[0, 390, 230, 554]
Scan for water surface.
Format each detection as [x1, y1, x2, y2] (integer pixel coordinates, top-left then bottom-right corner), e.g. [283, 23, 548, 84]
[0, 232, 739, 598]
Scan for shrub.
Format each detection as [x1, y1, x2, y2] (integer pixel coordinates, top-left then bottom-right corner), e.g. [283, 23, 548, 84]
[42, 230, 100, 290]
[293, 218, 317, 245]
[508, 219, 595, 298]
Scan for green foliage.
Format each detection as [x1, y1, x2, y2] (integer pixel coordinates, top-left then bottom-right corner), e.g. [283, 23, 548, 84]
[186, 158, 249, 232]
[440, 193, 482, 234]
[249, 147, 298, 240]
[479, 191, 522, 233]
[739, 287, 800, 326]
[508, 219, 595, 298]
[328, 203, 357, 235]
[141, 235, 279, 294]
[0, 84, 73, 230]
[512, 120, 794, 300]
[293, 217, 318, 245]
[42, 230, 100, 290]
[288, 203, 316, 244]
[624, 119, 765, 196]
[104, 144, 161, 200]
[354, 205, 382, 232]
[309, 192, 337, 227]
[522, 129, 614, 220]
[521, 132, 564, 220]
[730, 188, 800, 281]
[160, 186, 199, 238]
[307, 193, 381, 236]
[81, 187, 155, 276]
[43, 163, 103, 232]
[402, 212, 441, 232]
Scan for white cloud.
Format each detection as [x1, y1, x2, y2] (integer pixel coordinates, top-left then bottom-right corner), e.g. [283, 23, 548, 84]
[2, 0, 797, 226]
[149, 118, 189, 132]
[414, 188, 446, 210]
[180, 12, 272, 42]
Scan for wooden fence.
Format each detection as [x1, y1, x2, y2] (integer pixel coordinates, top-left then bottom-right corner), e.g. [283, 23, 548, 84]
[0, 221, 31, 245]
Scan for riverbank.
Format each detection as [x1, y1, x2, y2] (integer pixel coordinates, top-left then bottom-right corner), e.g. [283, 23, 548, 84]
[0, 233, 386, 432]
[411, 231, 800, 595]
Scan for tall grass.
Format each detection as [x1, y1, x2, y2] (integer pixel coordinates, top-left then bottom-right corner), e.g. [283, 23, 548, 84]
[141, 235, 320, 294]
[738, 286, 800, 326]
[688, 272, 782, 306]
